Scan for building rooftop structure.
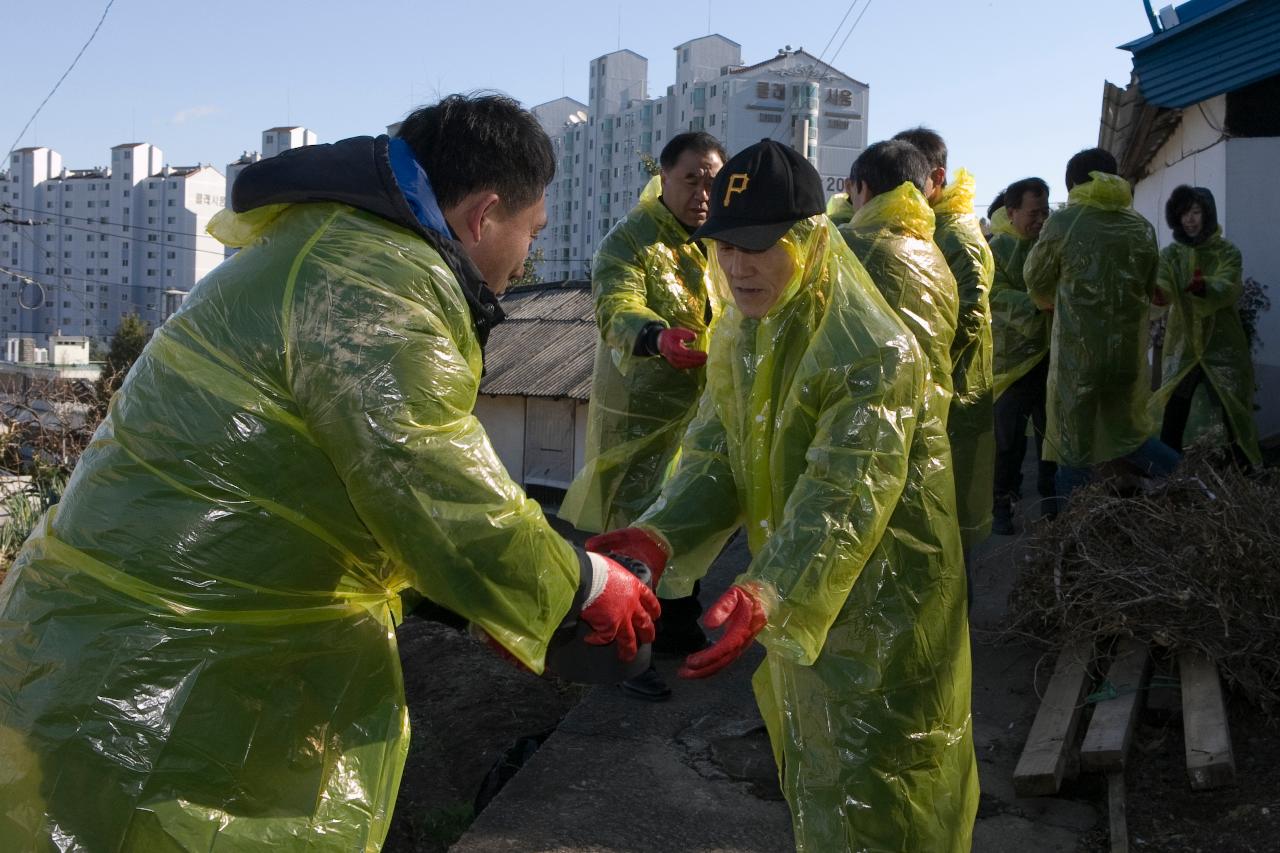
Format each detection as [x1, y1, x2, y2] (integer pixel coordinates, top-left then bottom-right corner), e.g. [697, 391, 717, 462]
[1120, 0, 1280, 108]
[479, 281, 595, 400]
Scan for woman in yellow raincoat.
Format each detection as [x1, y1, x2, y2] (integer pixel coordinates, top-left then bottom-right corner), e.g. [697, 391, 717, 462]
[0, 100, 658, 852]
[1150, 185, 1261, 466]
[593, 140, 977, 852]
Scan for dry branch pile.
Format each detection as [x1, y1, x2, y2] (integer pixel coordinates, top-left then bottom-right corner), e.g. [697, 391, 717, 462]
[1008, 453, 1280, 714]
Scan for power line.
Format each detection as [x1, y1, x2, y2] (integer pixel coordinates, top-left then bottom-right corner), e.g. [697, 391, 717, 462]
[814, 1, 861, 69]
[4, 203, 228, 258]
[830, 0, 875, 67]
[5, 0, 117, 163]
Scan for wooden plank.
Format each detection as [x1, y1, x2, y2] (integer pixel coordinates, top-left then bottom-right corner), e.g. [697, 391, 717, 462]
[1014, 640, 1095, 797]
[1082, 638, 1152, 771]
[1179, 650, 1236, 790]
[1108, 771, 1129, 853]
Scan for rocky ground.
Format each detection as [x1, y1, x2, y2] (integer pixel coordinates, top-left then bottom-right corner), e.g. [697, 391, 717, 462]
[382, 482, 1280, 852]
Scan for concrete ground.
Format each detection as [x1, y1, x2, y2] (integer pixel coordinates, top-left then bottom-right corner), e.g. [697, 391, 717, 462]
[454, 475, 1099, 852]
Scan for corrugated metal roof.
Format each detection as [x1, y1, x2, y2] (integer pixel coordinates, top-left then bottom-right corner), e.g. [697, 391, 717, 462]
[480, 282, 597, 400]
[1121, 0, 1280, 108]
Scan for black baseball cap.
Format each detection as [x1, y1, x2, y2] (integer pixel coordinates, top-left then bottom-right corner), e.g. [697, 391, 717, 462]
[692, 139, 825, 250]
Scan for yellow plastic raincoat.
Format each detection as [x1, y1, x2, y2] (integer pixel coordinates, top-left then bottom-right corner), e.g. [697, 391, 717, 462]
[989, 208, 1051, 398]
[838, 181, 958, 412]
[1025, 172, 1160, 467]
[825, 192, 854, 226]
[0, 194, 581, 849]
[1150, 229, 1261, 464]
[559, 176, 715, 533]
[639, 216, 976, 852]
[932, 169, 996, 548]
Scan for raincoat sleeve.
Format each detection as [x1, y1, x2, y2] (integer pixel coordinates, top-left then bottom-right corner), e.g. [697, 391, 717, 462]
[594, 225, 666, 375]
[938, 222, 994, 390]
[1024, 223, 1063, 311]
[637, 394, 743, 598]
[990, 243, 1041, 336]
[288, 267, 581, 673]
[1183, 242, 1242, 312]
[742, 348, 920, 666]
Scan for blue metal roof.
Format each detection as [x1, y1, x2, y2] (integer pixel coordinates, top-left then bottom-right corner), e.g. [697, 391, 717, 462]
[1120, 0, 1280, 108]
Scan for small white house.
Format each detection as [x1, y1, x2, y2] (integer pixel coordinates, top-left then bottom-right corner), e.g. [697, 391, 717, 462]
[1101, 0, 1280, 441]
[474, 282, 595, 491]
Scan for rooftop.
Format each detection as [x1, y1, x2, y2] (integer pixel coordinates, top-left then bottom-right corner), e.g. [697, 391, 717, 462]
[479, 281, 595, 400]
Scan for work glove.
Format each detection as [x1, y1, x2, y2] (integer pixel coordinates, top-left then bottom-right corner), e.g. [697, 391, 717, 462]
[677, 583, 767, 679]
[579, 553, 661, 662]
[657, 327, 708, 370]
[585, 527, 670, 587]
[1188, 268, 1206, 296]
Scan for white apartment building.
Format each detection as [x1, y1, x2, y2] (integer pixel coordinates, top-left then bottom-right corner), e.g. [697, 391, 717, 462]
[224, 127, 318, 256]
[1, 143, 226, 351]
[531, 34, 869, 281]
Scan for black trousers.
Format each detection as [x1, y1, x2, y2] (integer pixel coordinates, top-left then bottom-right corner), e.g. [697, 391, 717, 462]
[993, 356, 1056, 504]
[1160, 365, 1251, 467]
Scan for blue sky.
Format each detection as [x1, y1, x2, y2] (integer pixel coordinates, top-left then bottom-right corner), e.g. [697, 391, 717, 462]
[6, 0, 1153, 207]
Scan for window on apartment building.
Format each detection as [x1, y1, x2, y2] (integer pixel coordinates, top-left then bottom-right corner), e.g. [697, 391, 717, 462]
[45, 234, 52, 242]
[64, 201, 71, 208]
[166, 217, 175, 225]
[148, 200, 156, 207]
[147, 269, 156, 276]
[123, 173, 130, 180]
[99, 268, 107, 275]
[166, 235, 174, 242]
[167, 199, 175, 207]
[711, 84, 717, 97]
[165, 270, 173, 278]
[167, 251, 175, 259]
[710, 114, 716, 125]
[123, 190, 129, 197]
[46, 201, 53, 208]
[169, 181, 176, 189]
[121, 277, 128, 285]
[123, 207, 129, 216]
[147, 251, 156, 259]
[683, 48, 689, 62]
[123, 151, 131, 160]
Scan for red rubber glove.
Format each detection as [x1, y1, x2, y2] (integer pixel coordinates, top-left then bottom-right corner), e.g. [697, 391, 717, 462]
[1152, 288, 1169, 307]
[580, 554, 661, 662]
[585, 527, 670, 586]
[678, 584, 767, 679]
[658, 327, 708, 370]
[1188, 268, 1206, 296]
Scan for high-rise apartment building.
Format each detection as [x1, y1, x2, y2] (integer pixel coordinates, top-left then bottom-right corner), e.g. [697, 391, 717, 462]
[531, 34, 869, 281]
[224, 127, 317, 256]
[1, 143, 225, 347]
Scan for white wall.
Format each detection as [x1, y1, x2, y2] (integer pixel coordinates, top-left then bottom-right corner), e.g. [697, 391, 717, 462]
[474, 395, 526, 483]
[574, 399, 590, 474]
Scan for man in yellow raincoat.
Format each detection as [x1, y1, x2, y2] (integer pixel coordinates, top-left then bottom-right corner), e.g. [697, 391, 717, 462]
[561, 131, 725, 700]
[989, 177, 1055, 533]
[0, 95, 660, 852]
[1151, 185, 1261, 467]
[590, 140, 977, 851]
[894, 127, 995, 551]
[838, 139, 957, 418]
[825, 190, 854, 226]
[1025, 148, 1179, 501]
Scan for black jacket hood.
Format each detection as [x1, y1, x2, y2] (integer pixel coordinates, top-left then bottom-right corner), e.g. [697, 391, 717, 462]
[231, 135, 505, 344]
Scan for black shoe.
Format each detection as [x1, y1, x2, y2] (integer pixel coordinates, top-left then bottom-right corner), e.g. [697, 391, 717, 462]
[620, 665, 672, 702]
[992, 498, 1016, 536]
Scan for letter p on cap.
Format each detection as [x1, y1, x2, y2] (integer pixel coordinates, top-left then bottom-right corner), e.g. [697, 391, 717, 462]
[723, 173, 749, 207]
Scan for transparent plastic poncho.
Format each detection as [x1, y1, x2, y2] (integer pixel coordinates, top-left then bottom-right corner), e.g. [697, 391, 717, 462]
[637, 216, 977, 851]
[0, 201, 581, 851]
